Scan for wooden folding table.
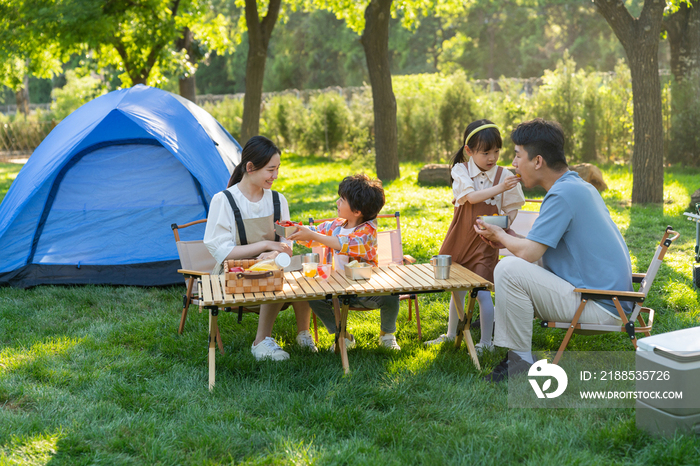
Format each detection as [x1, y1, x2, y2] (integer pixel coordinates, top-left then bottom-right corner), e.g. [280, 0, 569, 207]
[197, 263, 492, 389]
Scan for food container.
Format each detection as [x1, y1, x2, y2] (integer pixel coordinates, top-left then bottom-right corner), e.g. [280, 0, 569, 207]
[302, 262, 319, 278]
[317, 264, 332, 280]
[477, 215, 510, 229]
[430, 255, 452, 280]
[301, 253, 320, 264]
[274, 253, 291, 269]
[345, 263, 372, 280]
[274, 222, 301, 238]
[223, 259, 284, 293]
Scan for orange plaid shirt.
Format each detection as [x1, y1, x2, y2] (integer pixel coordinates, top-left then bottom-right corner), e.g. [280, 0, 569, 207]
[298, 218, 378, 266]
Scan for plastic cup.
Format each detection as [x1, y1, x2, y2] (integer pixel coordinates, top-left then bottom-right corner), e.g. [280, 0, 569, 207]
[302, 262, 319, 278]
[317, 264, 332, 280]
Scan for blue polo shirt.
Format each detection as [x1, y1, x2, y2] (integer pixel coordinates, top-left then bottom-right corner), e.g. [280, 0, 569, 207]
[527, 171, 633, 315]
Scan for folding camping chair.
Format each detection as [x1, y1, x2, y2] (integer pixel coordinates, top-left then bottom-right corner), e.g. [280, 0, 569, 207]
[308, 212, 422, 339]
[541, 226, 680, 364]
[171, 219, 261, 336]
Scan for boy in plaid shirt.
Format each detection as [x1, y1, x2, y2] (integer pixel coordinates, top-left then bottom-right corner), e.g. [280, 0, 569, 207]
[289, 174, 401, 350]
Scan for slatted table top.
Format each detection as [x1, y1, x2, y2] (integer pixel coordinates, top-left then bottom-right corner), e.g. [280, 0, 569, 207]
[199, 263, 492, 307]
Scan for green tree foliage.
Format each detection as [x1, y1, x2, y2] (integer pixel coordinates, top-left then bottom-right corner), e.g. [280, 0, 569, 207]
[50, 69, 107, 120]
[0, 0, 232, 90]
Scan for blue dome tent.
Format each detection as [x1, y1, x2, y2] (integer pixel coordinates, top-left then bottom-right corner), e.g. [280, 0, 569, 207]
[0, 85, 241, 288]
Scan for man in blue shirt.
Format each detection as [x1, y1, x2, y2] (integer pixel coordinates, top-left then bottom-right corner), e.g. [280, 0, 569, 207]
[475, 118, 633, 383]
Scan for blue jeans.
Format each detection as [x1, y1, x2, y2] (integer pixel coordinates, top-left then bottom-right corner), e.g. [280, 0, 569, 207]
[309, 295, 400, 335]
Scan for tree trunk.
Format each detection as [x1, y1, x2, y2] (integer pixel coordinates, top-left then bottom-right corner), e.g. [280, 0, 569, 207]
[240, 0, 281, 146]
[594, 0, 665, 204]
[15, 72, 30, 116]
[177, 27, 197, 102]
[664, 1, 700, 82]
[361, 0, 400, 182]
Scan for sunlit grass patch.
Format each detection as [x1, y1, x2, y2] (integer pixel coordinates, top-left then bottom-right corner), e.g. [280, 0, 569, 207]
[1, 337, 82, 375]
[0, 431, 62, 465]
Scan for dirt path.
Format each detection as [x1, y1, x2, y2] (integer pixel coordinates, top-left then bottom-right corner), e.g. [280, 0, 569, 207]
[0, 151, 31, 164]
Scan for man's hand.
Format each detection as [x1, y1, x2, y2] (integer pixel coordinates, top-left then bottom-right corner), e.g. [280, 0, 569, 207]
[478, 226, 519, 249]
[474, 218, 504, 244]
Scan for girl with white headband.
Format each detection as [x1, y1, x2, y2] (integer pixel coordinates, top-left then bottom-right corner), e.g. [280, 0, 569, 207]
[426, 119, 525, 353]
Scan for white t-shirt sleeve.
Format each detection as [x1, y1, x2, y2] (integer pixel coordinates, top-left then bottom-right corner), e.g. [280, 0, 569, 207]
[203, 192, 237, 265]
[451, 163, 475, 205]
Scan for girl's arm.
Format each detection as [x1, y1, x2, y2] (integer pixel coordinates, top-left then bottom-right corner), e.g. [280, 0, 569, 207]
[460, 175, 520, 205]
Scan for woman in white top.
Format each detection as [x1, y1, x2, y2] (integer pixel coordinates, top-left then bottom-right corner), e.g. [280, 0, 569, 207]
[204, 136, 315, 361]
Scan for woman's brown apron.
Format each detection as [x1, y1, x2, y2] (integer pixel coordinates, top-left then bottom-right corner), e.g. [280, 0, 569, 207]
[439, 164, 503, 282]
[211, 190, 281, 274]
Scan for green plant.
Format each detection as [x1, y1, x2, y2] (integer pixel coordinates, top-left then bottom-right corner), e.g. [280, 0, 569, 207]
[202, 97, 244, 142]
[597, 61, 633, 163]
[263, 94, 308, 151]
[303, 92, 350, 157]
[667, 72, 700, 167]
[50, 69, 106, 120]
[438, 71, 476, 161]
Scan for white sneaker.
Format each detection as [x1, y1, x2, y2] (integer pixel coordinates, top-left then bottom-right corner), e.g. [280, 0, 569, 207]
[330, 334, 356, 351]
[379, 334, 401, 350]
[251, 337, 289, 361]
[296, 330, 318, 353]
[475, 341, 494, 356]
[424, 334, 455, 346]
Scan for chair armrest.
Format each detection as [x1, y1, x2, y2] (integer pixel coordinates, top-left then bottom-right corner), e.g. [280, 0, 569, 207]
[178, 269, 209, 276]
[402, 255, 416, 264]
[632, 273, 646, 283]
[574, 288, 645, 300]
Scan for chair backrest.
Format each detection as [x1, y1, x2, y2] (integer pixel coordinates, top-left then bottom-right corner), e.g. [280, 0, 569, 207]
[499, 200, 541, 257]
[172, 219, 216, 273]
[638, 227, 681, 299]
[309, 212, 404, 266]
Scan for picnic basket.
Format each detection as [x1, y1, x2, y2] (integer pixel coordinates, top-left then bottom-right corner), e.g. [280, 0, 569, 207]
[223, 259, 284, 294]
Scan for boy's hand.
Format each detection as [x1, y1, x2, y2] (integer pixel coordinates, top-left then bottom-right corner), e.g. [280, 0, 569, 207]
[501, 175, 521, 192]
[287, 225, 315, 242]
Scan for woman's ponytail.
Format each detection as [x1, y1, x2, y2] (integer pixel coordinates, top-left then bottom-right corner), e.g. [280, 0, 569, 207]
[227, 164, 246, 188]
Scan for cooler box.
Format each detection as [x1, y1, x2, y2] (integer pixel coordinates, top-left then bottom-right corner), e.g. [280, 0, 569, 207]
[635, 326, 700, 436]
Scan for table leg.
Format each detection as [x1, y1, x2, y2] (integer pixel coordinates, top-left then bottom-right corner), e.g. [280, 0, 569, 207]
[453, 289, 480, 371]
[333, 297, 350, 374]
[208, 308, 217, 391]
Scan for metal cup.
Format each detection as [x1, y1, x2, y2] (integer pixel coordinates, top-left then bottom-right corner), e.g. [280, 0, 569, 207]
[430, 254, 452, 280]
[301, 253, 320, 264]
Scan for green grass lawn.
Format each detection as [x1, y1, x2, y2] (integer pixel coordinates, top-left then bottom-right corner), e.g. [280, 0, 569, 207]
[1, 156, 699, 465]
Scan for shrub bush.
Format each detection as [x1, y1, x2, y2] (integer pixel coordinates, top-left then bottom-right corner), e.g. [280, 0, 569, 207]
[263, 94, 308, 152]
[438, 71, 476, 161]
[667, 72, 700, 167]
[51, 69, 106, 120]
[302, 92, 351, 156]
[394, 74, 445, 162]
[202, 98, 244, 142]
